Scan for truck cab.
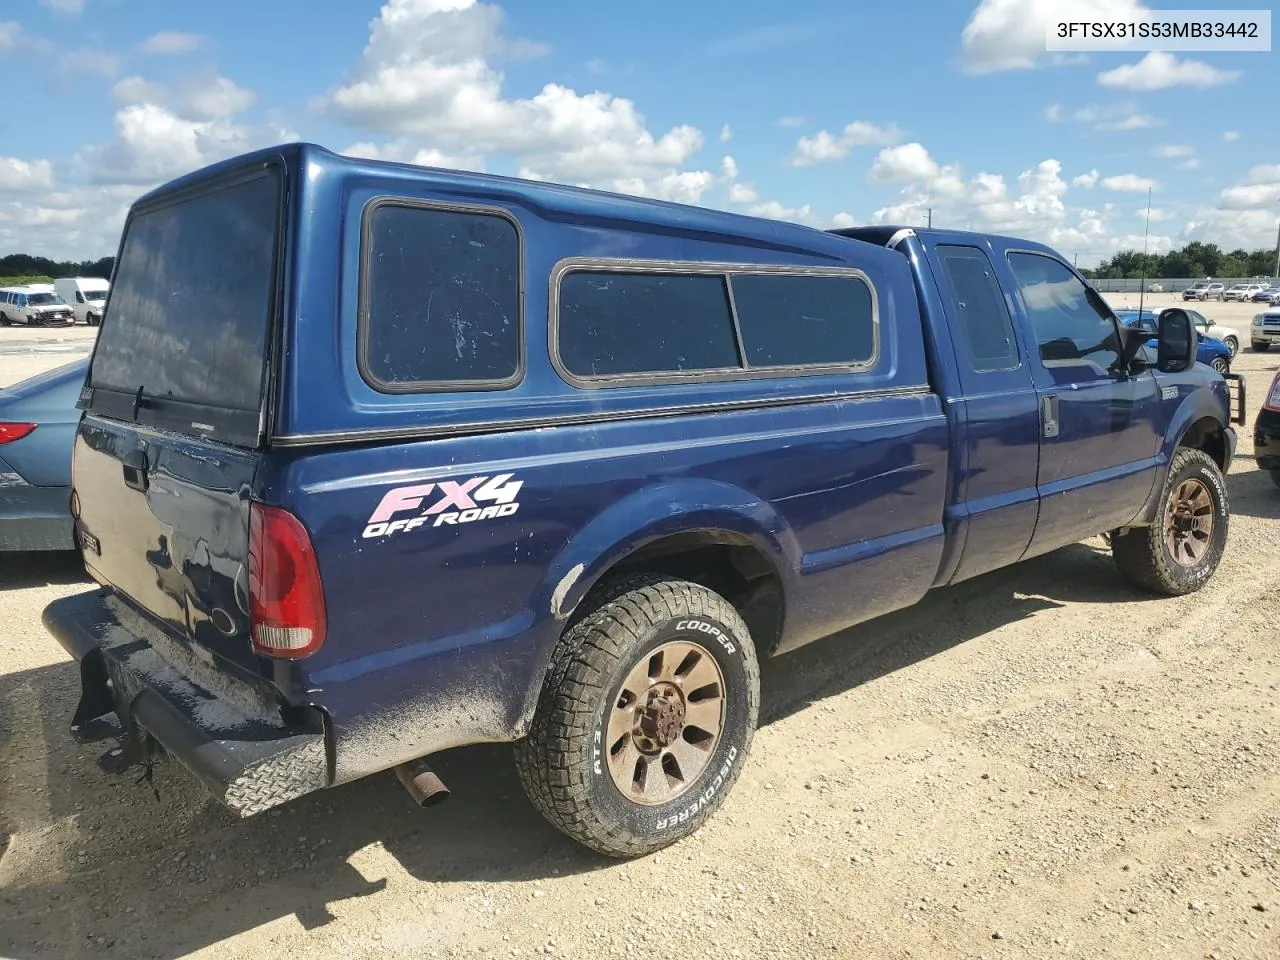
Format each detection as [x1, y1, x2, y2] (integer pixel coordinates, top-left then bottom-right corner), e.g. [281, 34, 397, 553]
[43, 144, 1240, 860]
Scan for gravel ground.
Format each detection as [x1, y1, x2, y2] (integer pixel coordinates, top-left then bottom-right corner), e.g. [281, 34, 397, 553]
[0, 306, 1277, 959]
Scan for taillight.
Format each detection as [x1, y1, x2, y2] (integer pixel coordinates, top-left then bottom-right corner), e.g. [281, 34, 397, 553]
[1265, 371, 1280, 412]
[248, 502, 327, 659]
[0, 422, 36, 444]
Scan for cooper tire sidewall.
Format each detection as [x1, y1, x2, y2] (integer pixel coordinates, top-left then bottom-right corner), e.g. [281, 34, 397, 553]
[584, 612, 754, 843]
[1160, 457, 1228, 588]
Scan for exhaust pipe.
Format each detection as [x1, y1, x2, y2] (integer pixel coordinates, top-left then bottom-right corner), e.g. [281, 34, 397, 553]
[395, 756, 450, 807]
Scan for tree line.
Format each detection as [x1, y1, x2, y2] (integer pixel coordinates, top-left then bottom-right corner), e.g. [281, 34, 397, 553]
[1082, 242, 1278, 281]
[0, 253, 114, 287]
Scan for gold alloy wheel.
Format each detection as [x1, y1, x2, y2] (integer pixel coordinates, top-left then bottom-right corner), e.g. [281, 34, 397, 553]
[1163, 477, 1215, 566]
[605, 639, 726, 806]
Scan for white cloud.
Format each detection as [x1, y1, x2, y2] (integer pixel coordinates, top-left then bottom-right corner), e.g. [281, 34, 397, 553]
[1057, 102, 1161, 131]
[1108, 232, 1173, 254]
[1176, 157, 1201, 171]
[1045, 103, 1064, 122]
[1099, 174, 1158, 192]
[1223, 130, 1240, 142]
[728, 182, 758, 204]
[1140, 207, 1174, 222]
[1097, 51, 1239, 90]
[869, 142, 939, 182]
[959, 0, 1147, 73]
[321, 0, 708, 194]
[1154, 144, 1194, 159]
[40, 0, 85, 13]
[778, 115, 807, 128]
[341, 140, 485, 172]
[141, 32, 202, 55]
[58, 49, 117, 77]
[113, 76, 167, 104]
[1216, 164, 1280, 209]
[720, 155, 738, 180]
[747, 200, 813, 223]
[1072, 169, 1100, 188]
[1184, 207, 1279, 250]
[791, 121, 901, 167]
[181, 75, 257, 121]
[831, 212, 857, 228]
[0, 183, 141, 260]
[719, 123, 732, 143]
[585, 57, 607, 75]
[0, 157, 55, 191]
[0, 21, 21, 52]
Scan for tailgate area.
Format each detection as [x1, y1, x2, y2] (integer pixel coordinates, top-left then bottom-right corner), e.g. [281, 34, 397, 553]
[45, 588, 330, 817]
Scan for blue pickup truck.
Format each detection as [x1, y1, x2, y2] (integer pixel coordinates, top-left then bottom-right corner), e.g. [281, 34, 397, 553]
[43, 144, 1245, 858]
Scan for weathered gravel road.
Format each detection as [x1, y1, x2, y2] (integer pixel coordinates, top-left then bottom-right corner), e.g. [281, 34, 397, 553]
[1, 336, 1276, 960]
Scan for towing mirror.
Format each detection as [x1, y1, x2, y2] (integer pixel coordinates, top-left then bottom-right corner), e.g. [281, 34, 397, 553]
[1157, 308, 1197, 373]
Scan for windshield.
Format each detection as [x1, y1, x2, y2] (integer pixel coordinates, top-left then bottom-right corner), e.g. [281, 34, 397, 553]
[84, 289, 107, 301]
[27, 293, 63, 306]
[88, 167, 281, 443]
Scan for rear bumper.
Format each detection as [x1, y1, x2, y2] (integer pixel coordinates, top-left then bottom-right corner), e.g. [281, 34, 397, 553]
[0, 475, 75, 551]
[1255, 407, 1280, 471]
[43, 589, 331, 817]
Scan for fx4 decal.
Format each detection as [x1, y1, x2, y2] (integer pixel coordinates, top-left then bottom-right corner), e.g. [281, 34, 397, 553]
[362, 474, 523, 539]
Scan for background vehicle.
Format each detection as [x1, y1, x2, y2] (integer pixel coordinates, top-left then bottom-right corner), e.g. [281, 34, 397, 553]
[1116, 306, 1239, 358]
[1250, 284, 1280, 303]
[1255, 370, 1280, 489]
[1182, 281, 1211, 301]
[1251, 307, 1280, 351]
[0, 357, 88, 551]
[0, 286, 75, 326]
[1198, 282, 1225, 301]
[1116, 311, 1233, 372]
[1224, 283, 1265, 302]
[43, 144, 1240, 860]
[53, 277, 110, 325]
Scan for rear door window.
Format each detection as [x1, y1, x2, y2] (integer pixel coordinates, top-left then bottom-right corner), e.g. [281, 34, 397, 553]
[87, 166, 282, 445]
[935, 245, 1019, 372]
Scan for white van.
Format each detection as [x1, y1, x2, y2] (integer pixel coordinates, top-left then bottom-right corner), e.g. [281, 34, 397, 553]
[53, 277, 110, 325]
[0, 285, 75, 326]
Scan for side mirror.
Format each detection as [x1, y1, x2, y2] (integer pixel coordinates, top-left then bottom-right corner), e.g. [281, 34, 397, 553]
[1157, 308, 1197, 373]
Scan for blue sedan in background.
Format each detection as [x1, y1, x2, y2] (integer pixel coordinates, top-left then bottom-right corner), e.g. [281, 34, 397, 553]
[0, 357, 88, 551]
[1114, 309, 1233, 373]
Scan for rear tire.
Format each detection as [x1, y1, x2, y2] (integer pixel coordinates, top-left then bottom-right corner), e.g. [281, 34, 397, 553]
[0, 313, 9, 327]
[1112, 448, 1229, 596]
[515, 573, 760, 858]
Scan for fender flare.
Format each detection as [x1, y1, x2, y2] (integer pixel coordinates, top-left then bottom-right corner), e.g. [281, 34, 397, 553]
[512, 479, 801, 731]
[1135, 389, 1228, 525]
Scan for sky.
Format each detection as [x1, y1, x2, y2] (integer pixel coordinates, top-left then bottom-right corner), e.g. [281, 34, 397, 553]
[0, 0, 1277, 267]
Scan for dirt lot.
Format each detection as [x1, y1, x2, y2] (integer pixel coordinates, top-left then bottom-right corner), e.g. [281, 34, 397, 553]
[1, 305, 1277, 960]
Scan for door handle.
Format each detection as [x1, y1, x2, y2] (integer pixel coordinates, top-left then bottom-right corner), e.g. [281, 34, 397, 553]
[122, 448, 149, 492]
[1041, 394, 1060, 439]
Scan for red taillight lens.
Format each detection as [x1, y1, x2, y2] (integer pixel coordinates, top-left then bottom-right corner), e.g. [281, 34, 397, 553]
[248, 502, 327, 659]
[0, 422, 37, 444]
[1266, 371, 1280, 412]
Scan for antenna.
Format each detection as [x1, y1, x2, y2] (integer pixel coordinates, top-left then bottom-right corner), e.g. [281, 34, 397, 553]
[1137, 186, 1152, 316]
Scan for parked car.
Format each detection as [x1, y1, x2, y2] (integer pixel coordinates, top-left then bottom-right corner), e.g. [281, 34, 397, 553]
[1255, 369, 1280, 489]
[1223, 283, 1265, 302]
[1183, 280, 1225, 301]
[1250, 284, 1280, 303]
[43, 144, 1242, 859]
[0, 286, 75, 326]
[0, 357, 88, 551]
[1252, 307, 1280, 351]
[53, 277, 110, 326]
[1117, 306, 1240, 358]
[1272, 289, 1280, 306]
[1116, 311, 1233, 372]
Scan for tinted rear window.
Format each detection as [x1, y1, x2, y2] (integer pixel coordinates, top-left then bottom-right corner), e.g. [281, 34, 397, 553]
[731, 274, 874, 367]
[89, 168, 280, 432]
[556, 271, 740, 379]
[935, 245, 1018, 372]
[360, 202, 521, 391]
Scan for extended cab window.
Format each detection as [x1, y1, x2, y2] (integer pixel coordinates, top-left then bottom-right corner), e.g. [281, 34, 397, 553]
[360, 201, 521, 391]
[87, 167, 282, 445]
[936, 245, 1018, 372]
[730, 274, 874, 367]
[1007, 252, 1121, 374]
[557, 271, 739, 379]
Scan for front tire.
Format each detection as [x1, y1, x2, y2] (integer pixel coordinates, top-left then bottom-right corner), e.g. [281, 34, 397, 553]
[1224, 336, 1239, 358]
[515, 574, 760, 858]
[1210, 356, 1229, 374]
[1112, 448, 1229, 596]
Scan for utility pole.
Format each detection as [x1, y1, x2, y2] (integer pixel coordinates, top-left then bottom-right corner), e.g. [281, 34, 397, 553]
[1073, 251, 1078, 268]
[927, 207, 932, 228]
[1137, 187, 1152, 315]
[1274, 219, 1279, 278]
